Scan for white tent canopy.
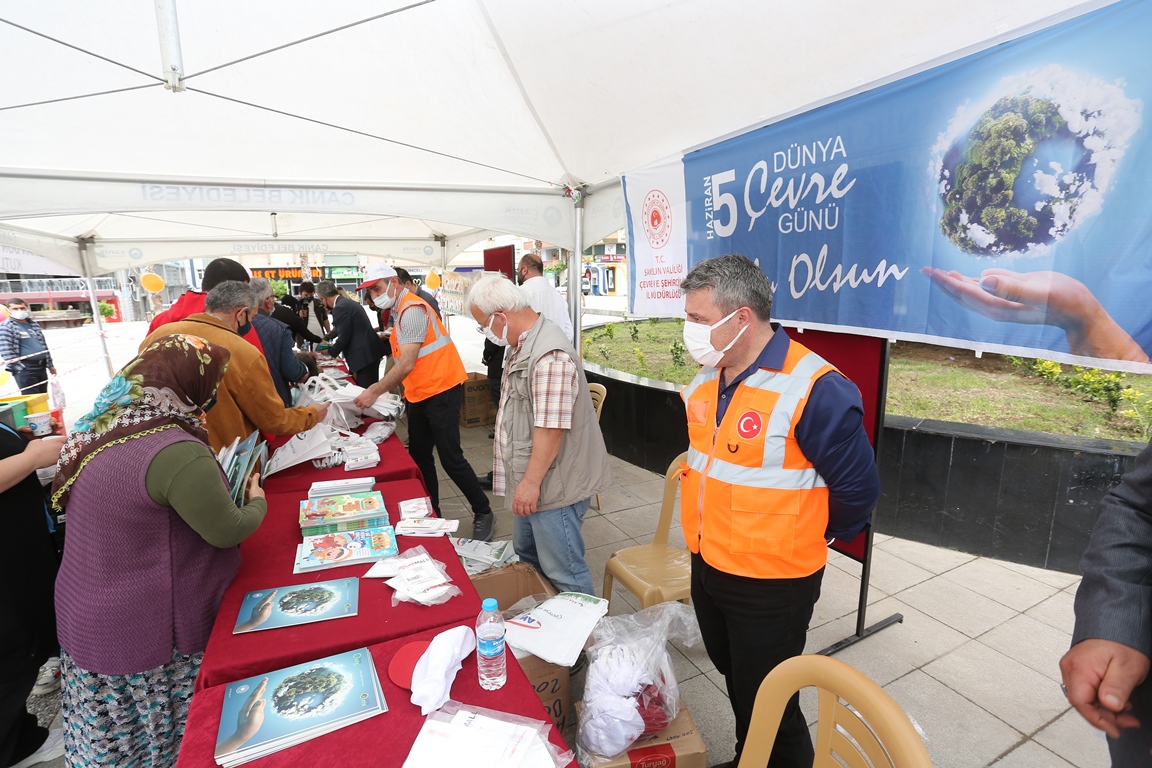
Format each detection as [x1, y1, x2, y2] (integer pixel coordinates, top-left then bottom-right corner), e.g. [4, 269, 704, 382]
[0, 0, 1108, 276]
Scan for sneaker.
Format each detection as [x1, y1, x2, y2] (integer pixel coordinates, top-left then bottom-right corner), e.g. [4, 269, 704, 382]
[11, 728, 65, 768]
[472, 512, 494, 542]
[477, 472, 493, 490]
[31, 657, 60, 696]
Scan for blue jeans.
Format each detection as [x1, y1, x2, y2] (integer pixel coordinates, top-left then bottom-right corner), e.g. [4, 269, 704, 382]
[513, 498, 594, 595]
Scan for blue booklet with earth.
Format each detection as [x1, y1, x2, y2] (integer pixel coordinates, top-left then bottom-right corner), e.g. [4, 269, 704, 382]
[213, 647, 387, 767]
[232, 578, 359, 635]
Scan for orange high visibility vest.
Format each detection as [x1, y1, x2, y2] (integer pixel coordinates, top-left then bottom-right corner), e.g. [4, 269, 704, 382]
[680, 338, 837, 579]
[389, 291, 466, 403]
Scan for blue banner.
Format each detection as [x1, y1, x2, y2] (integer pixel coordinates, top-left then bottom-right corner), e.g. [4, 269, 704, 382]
[654, 0, 1152, 369]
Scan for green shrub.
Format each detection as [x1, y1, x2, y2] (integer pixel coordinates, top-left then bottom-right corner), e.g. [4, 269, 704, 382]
[634, 347, 647, 374]
[670, 339, 687, 367]
[97, 301, 115, 318]
[628, 323, 640, 342]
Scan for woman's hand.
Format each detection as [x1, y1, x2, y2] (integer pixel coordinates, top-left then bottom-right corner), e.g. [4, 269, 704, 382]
[245, 471, 265, 504]
[24, 436, 65, 469]
[214, 677, 268, 757]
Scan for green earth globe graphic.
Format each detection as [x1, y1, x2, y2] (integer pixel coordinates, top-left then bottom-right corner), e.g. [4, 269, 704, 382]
[938, 94, 1094, 256]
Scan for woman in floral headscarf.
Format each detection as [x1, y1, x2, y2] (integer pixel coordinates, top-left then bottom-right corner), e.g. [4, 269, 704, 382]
[51, 335, 267, 768]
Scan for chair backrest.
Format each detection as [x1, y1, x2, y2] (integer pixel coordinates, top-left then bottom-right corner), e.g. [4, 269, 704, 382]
[588, 383, 606, 419]
[653, 451, 688, 547]
[738, 655, 932, 768]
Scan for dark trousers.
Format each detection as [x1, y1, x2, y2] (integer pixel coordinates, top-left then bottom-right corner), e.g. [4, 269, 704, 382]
[691, 553, 823, 768]
[353, 361, 381, 388]
[407, 384, 491, 519]
[14, 365, 48, 394]
[1110, 678, 1152, 764]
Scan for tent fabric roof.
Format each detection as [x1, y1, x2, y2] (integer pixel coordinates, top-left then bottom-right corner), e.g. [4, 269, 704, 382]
[0, 0, 1109, 274]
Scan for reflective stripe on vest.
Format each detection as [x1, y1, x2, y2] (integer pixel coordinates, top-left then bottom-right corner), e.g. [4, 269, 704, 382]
[390, 291, 467, 402]
[679, 340, 837, 579]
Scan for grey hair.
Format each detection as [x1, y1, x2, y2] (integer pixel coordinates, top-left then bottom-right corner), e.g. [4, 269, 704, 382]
[315, 280, 339, 299]
[680, 254, 773, 321]
[248, 277, 274, 304]
[205, 281, 256, 314]
[466, 275, 529, 316]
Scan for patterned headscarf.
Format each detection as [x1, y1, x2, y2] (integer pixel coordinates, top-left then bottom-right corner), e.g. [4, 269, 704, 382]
[51, 334, 230, 511]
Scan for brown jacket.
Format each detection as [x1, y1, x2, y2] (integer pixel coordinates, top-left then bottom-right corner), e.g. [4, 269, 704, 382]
[142, 314, 319, 451]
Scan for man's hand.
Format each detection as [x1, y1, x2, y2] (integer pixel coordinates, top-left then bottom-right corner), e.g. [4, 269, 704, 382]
[312, 402, 331, 422]
[512, 478, 541, 517]
[1060, 638, 1150, 738]
[353, 386, 380, 410]
[48, 367, 57, 375]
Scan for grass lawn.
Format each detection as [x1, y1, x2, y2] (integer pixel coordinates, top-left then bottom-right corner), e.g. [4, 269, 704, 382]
[581, 319, 1152, 443]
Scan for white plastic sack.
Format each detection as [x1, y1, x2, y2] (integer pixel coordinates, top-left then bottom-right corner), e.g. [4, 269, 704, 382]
[504, 592, 608, 667]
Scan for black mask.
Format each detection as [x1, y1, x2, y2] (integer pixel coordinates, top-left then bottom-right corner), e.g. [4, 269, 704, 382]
[236, 311, 252, 337]
[203, 392, 218, 412]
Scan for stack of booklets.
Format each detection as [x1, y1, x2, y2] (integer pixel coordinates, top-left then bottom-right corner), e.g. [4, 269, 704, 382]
[299, 491, 390, 535]
[295, 491, 398, 572]
[232, 578, 359, 635]
[218, 431, 268, 505]
[213, 647, 386, 767]
[308, 477, 375, 499]
[452, 537, 517, 575]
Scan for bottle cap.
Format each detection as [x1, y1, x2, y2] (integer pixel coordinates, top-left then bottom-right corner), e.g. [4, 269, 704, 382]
[481, 597, 498, 612]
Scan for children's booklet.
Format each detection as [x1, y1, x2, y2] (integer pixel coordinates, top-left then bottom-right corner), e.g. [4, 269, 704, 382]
[294, 526, 399, 572]
[213, 647, 386, 767]
[225, 431, 266, 504]
[298, 491, 389, 530]
[232, 578, 359, 634]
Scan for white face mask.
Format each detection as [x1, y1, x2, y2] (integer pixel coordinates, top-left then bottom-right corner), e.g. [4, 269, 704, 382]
[372, 283, 396, 310]
[9, 309, 29, 321]
[482, 313, 509, 347]
[683, 309, 746, 367]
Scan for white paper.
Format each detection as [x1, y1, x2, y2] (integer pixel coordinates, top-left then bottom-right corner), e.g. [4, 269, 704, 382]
[450, 711, 554, 768]
[402, 719, 516, 768]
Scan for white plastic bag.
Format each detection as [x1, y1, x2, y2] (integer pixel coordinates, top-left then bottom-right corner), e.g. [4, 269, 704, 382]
[577, 602, 702, 764]
[48, 374, 65, 410]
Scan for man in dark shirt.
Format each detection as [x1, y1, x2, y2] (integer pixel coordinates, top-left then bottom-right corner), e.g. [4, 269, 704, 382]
[0, 300, 55, 394]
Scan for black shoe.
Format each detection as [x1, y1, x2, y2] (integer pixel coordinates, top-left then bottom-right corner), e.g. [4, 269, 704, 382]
[477, 472, 493, 490]
[472, 512, 494, 542]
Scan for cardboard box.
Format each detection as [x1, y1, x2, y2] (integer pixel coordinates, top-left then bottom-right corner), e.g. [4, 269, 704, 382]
[460, 371, 495, 427]
[575, 699, 707, 768]
[470, 562, 570, 731]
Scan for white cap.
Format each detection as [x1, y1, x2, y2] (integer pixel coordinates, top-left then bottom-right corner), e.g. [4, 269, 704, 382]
[356, 263, 398, 291]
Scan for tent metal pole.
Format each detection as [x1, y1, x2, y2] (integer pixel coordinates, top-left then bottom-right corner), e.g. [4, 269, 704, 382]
[437, 236, 449, 332]
[568, 190, 585, 350]
[154, 0, 186, 92]
[80, 240, 116, 378]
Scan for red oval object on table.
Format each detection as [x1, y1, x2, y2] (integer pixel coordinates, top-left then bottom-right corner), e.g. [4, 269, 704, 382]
[388, 639, 432, 690]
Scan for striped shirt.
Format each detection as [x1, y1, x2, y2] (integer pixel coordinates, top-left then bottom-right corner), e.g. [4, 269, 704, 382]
[492, 338, 579, 497]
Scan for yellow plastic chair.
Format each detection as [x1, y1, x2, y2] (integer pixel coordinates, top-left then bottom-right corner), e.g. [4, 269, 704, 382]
[588, 383, 607, 510]
[737, 655, 933, 768]
[602, 451, 692, 609]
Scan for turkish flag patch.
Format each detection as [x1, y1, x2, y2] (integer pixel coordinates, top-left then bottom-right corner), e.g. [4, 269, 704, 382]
[736, 410, 763, 440]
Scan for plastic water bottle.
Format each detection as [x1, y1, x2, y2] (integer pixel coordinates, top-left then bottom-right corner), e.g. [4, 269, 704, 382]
[476, 597, 507, 690]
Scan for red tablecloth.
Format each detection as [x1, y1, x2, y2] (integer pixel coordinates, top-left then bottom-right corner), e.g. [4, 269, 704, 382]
[196, 479, 481, 691]
[178, 622, 571, 768]
[262, 434, 422, 495]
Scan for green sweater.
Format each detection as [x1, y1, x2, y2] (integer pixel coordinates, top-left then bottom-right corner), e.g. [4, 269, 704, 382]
[144, 441, 266, 548]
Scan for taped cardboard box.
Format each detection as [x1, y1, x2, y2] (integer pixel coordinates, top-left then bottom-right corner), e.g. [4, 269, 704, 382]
[575, 698, 707, 768]
[460, 372, 494, 427]
[470, 562, 570, 731]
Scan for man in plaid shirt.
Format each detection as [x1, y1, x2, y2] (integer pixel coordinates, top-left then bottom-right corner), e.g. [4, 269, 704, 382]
[467, 275, 612, 595]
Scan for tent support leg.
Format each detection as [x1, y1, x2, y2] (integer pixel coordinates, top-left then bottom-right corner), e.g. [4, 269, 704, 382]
[80, 240, 116, 378]
[568, 190, 585, 350]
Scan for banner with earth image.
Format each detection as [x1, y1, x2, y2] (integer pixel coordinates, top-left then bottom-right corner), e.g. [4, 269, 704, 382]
[626, 0, 1152, 371]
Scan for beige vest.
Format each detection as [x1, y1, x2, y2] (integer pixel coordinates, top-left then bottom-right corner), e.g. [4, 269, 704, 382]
[500, 317, 613, 510]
